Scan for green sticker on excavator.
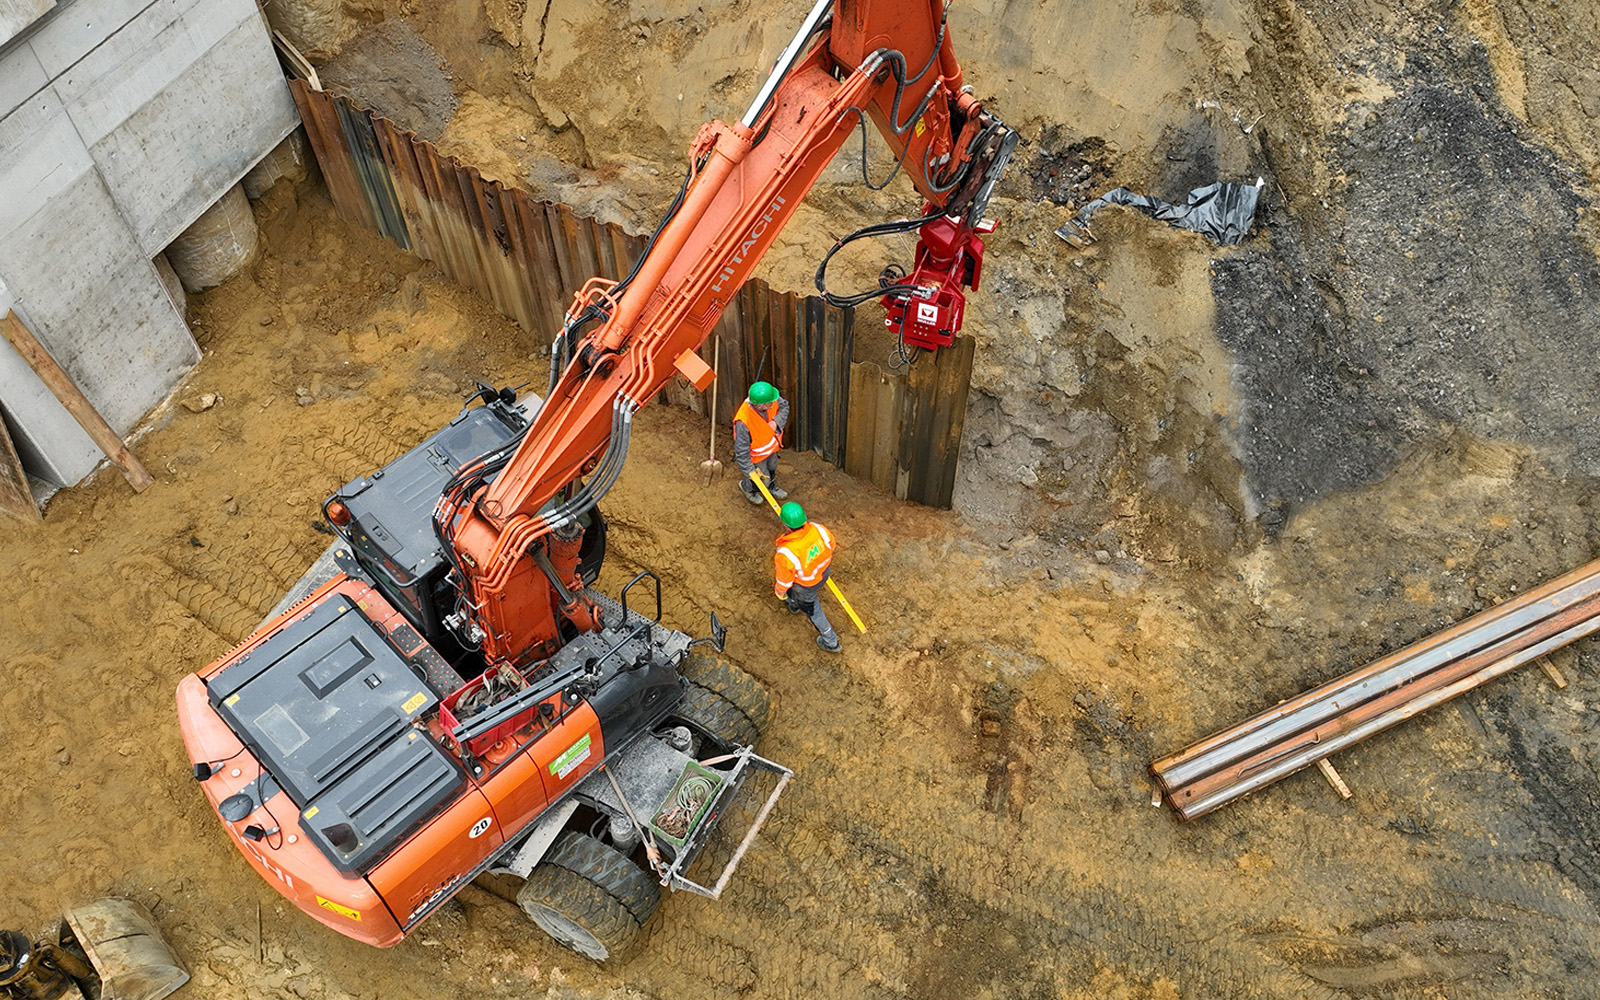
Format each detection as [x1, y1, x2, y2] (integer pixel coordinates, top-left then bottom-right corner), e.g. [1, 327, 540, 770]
[549, 733, 592, 779]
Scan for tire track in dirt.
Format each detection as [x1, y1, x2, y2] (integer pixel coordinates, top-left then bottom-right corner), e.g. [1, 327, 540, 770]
[163, 570, 261, 642]
[161, 531, 333, 642]
[300, 437, 379, 485]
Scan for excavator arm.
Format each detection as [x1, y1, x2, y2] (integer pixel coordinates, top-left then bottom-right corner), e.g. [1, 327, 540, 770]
[439, 0, 1015, 666]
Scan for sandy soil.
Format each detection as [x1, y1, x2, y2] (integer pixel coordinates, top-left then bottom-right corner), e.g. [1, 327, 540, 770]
[7, 0, 1600, 996]
[2, 171, 1598, 999]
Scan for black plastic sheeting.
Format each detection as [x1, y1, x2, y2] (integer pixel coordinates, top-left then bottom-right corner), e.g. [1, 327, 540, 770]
[1057, 179, 1263, 246]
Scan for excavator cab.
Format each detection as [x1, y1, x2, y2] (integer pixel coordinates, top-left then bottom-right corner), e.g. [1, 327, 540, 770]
[322, 389, 607, 660]
[177, 382, 786, 959]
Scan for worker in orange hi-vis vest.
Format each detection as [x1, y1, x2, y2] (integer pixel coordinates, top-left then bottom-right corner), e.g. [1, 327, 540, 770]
[733, 381, 789, 505]
[774, 501, 841, 652]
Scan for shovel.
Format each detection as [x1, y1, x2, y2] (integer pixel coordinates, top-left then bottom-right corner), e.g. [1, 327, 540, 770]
[700, 337, 723, 485]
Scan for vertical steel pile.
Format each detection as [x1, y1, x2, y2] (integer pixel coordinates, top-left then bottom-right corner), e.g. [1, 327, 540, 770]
[286, 79, 979, 508]
[1152, 558, 1600, 820]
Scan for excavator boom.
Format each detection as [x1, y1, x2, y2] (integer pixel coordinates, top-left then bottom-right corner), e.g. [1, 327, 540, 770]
[178, 0, 1013, 958]
[445, 0, 1015, 666]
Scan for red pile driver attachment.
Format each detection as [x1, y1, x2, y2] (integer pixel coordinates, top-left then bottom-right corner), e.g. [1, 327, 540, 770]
[882, 215, 996, 351]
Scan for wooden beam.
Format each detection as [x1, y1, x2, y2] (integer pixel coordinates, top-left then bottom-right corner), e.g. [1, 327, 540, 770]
[0, 311, 154, 492]
[271, 29, 321, 91]
[0, 405, 41, 523]
[1316, 758, 1353, 800]
[1537, 654, 1569, 689]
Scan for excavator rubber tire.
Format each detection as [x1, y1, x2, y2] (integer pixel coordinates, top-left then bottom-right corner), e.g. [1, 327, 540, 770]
[675, 652, 772, 748]
[517, 832, 660, 962]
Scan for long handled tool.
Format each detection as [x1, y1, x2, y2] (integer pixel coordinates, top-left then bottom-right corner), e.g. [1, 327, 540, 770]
[749, 470, 866, 633]
[700, 337, 724, 485]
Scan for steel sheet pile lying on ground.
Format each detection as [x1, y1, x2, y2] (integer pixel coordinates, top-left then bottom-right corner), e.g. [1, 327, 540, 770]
[1151, 558, 1600, 820]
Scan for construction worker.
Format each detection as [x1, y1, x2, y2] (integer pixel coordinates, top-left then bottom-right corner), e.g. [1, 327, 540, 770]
[774, 501, 841, 652]
[733, 381, 789, 505]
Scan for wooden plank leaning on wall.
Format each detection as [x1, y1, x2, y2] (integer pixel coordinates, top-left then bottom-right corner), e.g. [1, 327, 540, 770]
[0, 310, 154, 495]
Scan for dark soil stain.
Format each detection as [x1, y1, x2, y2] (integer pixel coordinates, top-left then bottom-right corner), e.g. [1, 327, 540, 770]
[1214, 83, 1600, 520]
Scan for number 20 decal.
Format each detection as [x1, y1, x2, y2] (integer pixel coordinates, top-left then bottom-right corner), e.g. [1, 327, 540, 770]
[469, 817, 492, 839]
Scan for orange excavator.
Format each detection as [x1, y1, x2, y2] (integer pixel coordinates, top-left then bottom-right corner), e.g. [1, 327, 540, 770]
[176, 0, 1014, 961]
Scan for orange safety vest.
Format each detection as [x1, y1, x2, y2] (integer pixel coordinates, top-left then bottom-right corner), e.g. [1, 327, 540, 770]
[775, 521, 835, 590]
[734, 400, 782, 462]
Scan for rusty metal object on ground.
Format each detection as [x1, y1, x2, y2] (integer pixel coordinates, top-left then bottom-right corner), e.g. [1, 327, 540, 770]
[1151, 558, 1600, 821]
[60, 899, 189, 1000]
[1, 927, 92, 1000]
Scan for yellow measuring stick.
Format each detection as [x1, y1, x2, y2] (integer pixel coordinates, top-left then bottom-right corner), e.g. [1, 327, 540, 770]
[750, 471, 867, 633]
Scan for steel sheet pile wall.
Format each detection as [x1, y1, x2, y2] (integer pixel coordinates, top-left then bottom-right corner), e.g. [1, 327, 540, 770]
[1151, 558, 1600, 820]
[288, 80, 973, 508]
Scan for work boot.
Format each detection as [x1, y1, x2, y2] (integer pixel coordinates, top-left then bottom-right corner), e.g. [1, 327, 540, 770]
[769, 483, 789, 500]
[741, 483, 764, 505]
[817, 635, 842, 653]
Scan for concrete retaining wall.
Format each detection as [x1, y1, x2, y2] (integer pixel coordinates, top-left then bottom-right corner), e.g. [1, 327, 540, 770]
[0, 0, 55, 47]
[0, 0, 300, 486]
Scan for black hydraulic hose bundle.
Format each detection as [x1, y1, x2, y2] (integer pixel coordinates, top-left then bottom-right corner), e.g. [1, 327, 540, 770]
[812, 207, 944, 308]
[547, 152, 705, 396]
[840, 2, 949, 192]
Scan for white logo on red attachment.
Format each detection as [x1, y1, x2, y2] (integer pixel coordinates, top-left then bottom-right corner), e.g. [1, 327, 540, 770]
[916, 302, 939, 326]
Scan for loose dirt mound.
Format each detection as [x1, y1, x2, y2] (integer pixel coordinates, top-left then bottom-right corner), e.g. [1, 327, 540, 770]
[318, 19, 460, 142]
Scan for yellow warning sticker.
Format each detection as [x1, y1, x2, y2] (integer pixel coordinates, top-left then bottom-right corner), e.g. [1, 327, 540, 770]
[316, 896, 362, 921]
[303, 806, 319, 819]
[402, 692, 427, 715]
[225, 694, 240, 707]
[914, 117, 927, 137]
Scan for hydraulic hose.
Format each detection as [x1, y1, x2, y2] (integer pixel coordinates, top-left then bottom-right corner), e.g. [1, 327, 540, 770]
[539, 396, 636, 533]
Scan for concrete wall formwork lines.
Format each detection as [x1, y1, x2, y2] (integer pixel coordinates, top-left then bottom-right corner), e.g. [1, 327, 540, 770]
[0, 171, 197, 475]
[25, 0, 177, 75]
[0, 39, 49, 116]
[0, 0, 55, 47]
[43, 0, 297, 251]
[97, 18, 299, 253]
[0, 0, 299, 487]
[0, 88, 94, 237]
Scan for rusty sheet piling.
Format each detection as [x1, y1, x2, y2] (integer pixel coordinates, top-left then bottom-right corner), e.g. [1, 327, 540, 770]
[286, 79, 976, 508]
[1152, 558, 1600, 820]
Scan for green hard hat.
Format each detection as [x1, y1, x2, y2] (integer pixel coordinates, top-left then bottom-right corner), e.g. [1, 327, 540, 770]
[749, 381, 779, 405]
[779, 501, 807, 529]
